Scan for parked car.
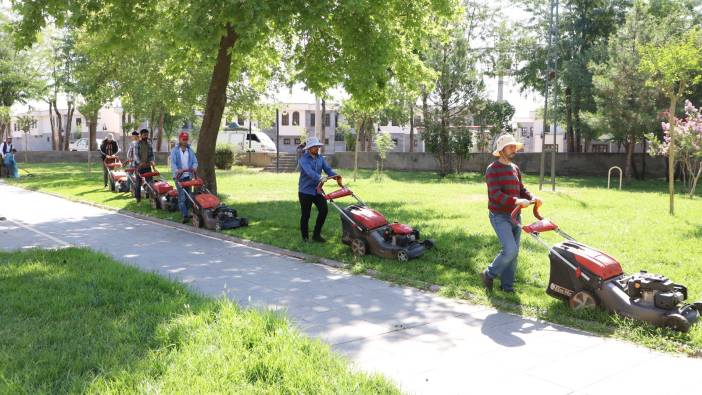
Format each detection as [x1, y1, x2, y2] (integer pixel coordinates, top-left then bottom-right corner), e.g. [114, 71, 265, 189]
[69, 138, 102, 151]
[217, 128, 277, 153]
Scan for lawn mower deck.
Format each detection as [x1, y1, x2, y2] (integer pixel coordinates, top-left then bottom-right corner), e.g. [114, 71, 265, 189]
[177, 176, 248, 231]
[105, 158, 129, 193]
[516, 202, 701, 332]
[319, 176, 433, 262]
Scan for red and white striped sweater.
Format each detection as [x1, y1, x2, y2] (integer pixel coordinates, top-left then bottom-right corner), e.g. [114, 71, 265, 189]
[485, 161, 533, 214]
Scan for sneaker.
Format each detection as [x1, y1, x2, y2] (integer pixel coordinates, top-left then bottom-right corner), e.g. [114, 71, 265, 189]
[500, 287, 515, 294]
[182, 216, 190, 224]
[312, 235, 327, 243]
[480, 269, 494, 292]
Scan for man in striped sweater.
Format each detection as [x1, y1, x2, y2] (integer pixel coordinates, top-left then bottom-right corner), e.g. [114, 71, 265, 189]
[481, 134, 542, 293]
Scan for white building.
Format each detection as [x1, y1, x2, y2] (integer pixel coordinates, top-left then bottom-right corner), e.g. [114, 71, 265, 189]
[9, 103, 125, 151]
[513, 113, 567, 153]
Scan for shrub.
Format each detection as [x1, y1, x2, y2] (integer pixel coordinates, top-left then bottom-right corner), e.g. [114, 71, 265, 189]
[214, 145, 236, 170]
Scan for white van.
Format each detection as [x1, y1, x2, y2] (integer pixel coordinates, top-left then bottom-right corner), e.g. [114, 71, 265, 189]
[217, 129, 277, 153]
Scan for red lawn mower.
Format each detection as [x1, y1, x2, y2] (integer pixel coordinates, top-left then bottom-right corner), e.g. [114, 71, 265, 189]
[138, 166, 179, 211]
[176, 170, 248, 231]
[105, 157, 129, 193]
[514, 201, 701, 332]
[319, 176, 433, 262]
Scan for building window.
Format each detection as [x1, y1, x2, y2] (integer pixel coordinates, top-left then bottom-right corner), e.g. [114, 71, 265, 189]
[324, 113, 330, 127]
[334, 131, 345, 142]
[310, 113, 315, 127]
[529, 127, 534, 137]
[521, 127, 528, 137]
[294, 138, 301, 145]
[324, 138, 329, 145]
[334, 113, 338, 127]
[237, 116, 245, 126]
[592, 144, 608, 153]
[392, 138, 399, 146]
[76, 118, 82, 126]
[414, 116, 422, 126]
[283, 138, 291, 145]
[282, 112, 289, 126]
[292, 111, 300, 126]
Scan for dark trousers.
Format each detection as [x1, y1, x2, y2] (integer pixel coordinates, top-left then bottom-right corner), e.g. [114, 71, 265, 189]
[102, 161, 109, 186]
[299, 192, 328, 239]
[135, 166, 152, 201]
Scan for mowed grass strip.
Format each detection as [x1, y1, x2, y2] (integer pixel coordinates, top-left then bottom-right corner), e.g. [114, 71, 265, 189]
[8, 163, 702, 354]
[0, 248, 399, 394]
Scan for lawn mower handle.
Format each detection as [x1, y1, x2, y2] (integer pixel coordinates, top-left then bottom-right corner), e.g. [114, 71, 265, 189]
[316, 175, 343, 194]
[176, 167, 197, 179]
[510, 199, 543, 227]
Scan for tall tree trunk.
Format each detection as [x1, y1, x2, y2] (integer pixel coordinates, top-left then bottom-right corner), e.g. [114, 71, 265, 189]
[574, 98, 582, 152]
[690, 165, 702, 198]
[88, 110, 98, 151]
[667, 82, 683, 215]
[624, 135, 635, 182]
[54, 103, 64, 151]
[565, 87, 575, 152]
[354, 118, 365, 182]
[64, 103, 75, 151]
[409, 105, 415, 153]
[121, 111, 127, 154]
[320, 99, 326, 153]
[366, 120, 373, 152]
[48, 100, 58, 150]
[196, 24, 238, 194]
[148, 109, 156, 146]
[641, 137, 646, 180]
[157, 109, 165, 152]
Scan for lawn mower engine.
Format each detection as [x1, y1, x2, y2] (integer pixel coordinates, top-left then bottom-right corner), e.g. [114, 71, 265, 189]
[110, 170, 129, 193]
[193, 192, 249, 232]
[158, 188, 179, 212]
[546, 240, 701, 332]
[106, 161, 129, 193]
[340, 204, 433, 262]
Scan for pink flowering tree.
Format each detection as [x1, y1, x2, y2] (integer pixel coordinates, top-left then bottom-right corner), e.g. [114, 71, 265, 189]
[647, 100, 702, 198]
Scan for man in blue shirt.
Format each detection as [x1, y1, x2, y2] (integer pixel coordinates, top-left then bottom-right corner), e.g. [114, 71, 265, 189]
[171, 131, 199, 223]
[298, 136, 339, 243]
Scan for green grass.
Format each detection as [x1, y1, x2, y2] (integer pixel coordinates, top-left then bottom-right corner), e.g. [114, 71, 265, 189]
[8, 163, 702, 355]
[0, 248, 399, 394]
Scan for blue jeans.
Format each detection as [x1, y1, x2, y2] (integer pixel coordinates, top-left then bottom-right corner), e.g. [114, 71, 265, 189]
[176, 176, 192, 218]
[486, 212, 522, 291]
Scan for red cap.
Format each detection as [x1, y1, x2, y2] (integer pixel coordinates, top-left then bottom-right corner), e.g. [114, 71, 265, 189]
[179, 132, 189, 141]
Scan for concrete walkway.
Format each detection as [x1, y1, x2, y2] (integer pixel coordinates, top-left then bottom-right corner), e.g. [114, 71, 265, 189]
[1, 182, 699, 395]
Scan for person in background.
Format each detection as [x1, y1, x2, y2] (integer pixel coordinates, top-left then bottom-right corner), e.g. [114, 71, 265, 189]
[0, 137, 14, 178]
[133, 129, 155, 203]
[125, 131, 139, 190]
[170, 132, 198, 223]
[99, 133, 120, 188]
[3, 148, 19, 178]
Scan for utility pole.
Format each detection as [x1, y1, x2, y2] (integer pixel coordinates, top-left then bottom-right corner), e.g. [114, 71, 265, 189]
[539, 0, 559, 191]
